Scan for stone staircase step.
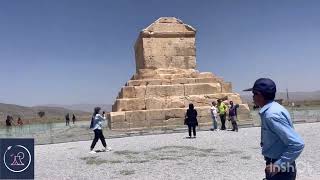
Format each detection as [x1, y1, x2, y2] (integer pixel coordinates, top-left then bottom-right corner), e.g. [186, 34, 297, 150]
[113, 93, 243, 111]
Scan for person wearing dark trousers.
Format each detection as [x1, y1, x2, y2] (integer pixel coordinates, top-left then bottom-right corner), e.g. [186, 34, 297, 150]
[185, 103, 198, 138]
[65, 113, 70, 126]
[228, 101, 239, 132]
[217, 99, 228, 130]
[6, 115, 12, 126]
[89, 107, 111, 154]
[188, 125, 196, 137]
[72, 114, 76, 124]
[244, 78, 304, 180]
[91, 129, 106, 151]
[210, 101, 218, 131]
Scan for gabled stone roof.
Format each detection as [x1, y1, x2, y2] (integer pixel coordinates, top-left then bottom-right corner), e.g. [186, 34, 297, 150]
[141, 17, 196, 37]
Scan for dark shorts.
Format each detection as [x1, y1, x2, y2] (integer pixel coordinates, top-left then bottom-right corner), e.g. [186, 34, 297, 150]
[264, 157, 296, 180]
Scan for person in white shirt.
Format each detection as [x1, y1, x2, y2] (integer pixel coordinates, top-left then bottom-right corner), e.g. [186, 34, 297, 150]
[210, 101, 218, 131]
[89, 107, 111, 154]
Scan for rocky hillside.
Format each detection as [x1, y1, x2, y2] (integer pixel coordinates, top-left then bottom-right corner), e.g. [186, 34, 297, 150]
[0, 103, 90, 124]
[41, 104, 112, 113]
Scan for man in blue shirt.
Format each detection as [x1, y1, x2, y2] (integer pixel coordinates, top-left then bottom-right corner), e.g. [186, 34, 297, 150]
[244, 78, 304, 180]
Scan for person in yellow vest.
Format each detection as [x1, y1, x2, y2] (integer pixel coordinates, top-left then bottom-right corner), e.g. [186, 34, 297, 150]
[217, 99, 228, 130]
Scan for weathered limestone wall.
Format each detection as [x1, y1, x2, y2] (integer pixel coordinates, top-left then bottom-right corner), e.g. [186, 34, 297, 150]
[110, 17, 252, 131]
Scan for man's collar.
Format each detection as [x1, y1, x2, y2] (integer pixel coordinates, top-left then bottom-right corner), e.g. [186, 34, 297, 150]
[259, 101, 274, 114]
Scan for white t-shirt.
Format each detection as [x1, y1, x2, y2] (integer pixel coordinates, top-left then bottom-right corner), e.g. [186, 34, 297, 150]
[92, 114, 106, 130]
[210, 106, 218, 117]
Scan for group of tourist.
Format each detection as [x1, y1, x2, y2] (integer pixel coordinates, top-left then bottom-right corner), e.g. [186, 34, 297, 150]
[210, 99, 240, 132]
[87, 78, 305, 180]
[184, 99, 240, 139]
[65, 113, 77, 126]
[5, 115, 23, 126]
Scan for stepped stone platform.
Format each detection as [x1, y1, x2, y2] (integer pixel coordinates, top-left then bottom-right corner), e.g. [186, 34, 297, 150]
[109, 17, 252, 130]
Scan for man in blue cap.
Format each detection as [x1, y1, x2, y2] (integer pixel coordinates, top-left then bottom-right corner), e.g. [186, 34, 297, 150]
[244, 78, 304, 180]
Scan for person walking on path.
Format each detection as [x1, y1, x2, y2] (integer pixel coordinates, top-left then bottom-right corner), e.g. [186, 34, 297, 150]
[72, 114, 76, 124]
[184, 103, 198, 138]
[89, 107, 111, 154]
[228, 101, 239, 132]
[210, 101, 218, 131]
[217, 99, 228, 130]
[65, 113, 70, 126]
[244, 78, 304, 180]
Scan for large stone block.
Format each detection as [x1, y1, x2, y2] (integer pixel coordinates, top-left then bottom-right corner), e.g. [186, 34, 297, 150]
[196, 106, 211, 117]
[155, 68, 178, 74]
[120, 86, 136, 98]
[143, 37, 195, 49]
[146, 23, 193, 34]
[198, 116, 212, 124]
[221, 82, 232, 93]
[198, 72, 214, 78]
[165, 108, 186, 119]
[134, 38, 144, 73]
[126, 80, 147, 86]
[135, 86, 147, 98]
[146, 85, 184, 97]
[134, 69, 160, 79]
[159, 74, 175, 79]
[203, 93, 242, 104]
[165, 97, 186, 108]
[111, 122, 129, 130]
[169, 56, 196, 69]
[184, 95, 210, 107]
[174, 47, 196, 56]
[164, 118, 184, 126]
[184, 83, 221, 95]
[125, 111, 146, 123]
[226, 93, 242, 104]
[195, 78, 218, 84]
[171, 78, 195, 84]
[149, 119, 165, 127]
[146, 79, 169, 85]
[144, 55, 169, 69]
[145, 109, 166, 120]
[145, 97, 166, 110]
[112, 103, 117, 112]
[114, 98, 146, 111]
[143, 43, 195, 57]
[127, 79, 172, 86]
[110, 112, 126, 123]
[129, 121, 148, 129]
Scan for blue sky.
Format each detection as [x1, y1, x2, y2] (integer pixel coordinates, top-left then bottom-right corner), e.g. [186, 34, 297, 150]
[0, 0, 319, 106]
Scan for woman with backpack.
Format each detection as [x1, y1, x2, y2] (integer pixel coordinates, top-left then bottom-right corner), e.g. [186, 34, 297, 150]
[184, 103, 198, 138]
[89, 107, 111, 154]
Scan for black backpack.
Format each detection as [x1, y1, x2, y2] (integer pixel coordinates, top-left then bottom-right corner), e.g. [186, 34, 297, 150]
[89, 115, 94, 129]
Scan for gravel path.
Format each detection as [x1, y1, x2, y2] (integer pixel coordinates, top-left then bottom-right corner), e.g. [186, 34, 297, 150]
[35, 122, 320, 180]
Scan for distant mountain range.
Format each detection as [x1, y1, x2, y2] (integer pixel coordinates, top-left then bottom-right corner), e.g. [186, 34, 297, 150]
[0, 103, 91, 119]
[240, 91, 320, 104]
[41, 104, 112, 113]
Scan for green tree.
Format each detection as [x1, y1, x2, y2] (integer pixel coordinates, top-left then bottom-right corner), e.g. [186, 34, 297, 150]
[38, 111, 45, 118]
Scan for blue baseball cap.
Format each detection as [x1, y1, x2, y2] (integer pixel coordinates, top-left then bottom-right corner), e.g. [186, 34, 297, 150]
[243, 78, 277, 94]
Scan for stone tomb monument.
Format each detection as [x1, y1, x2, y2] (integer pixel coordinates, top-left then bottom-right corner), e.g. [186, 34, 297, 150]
[109, 17, 252, 130]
